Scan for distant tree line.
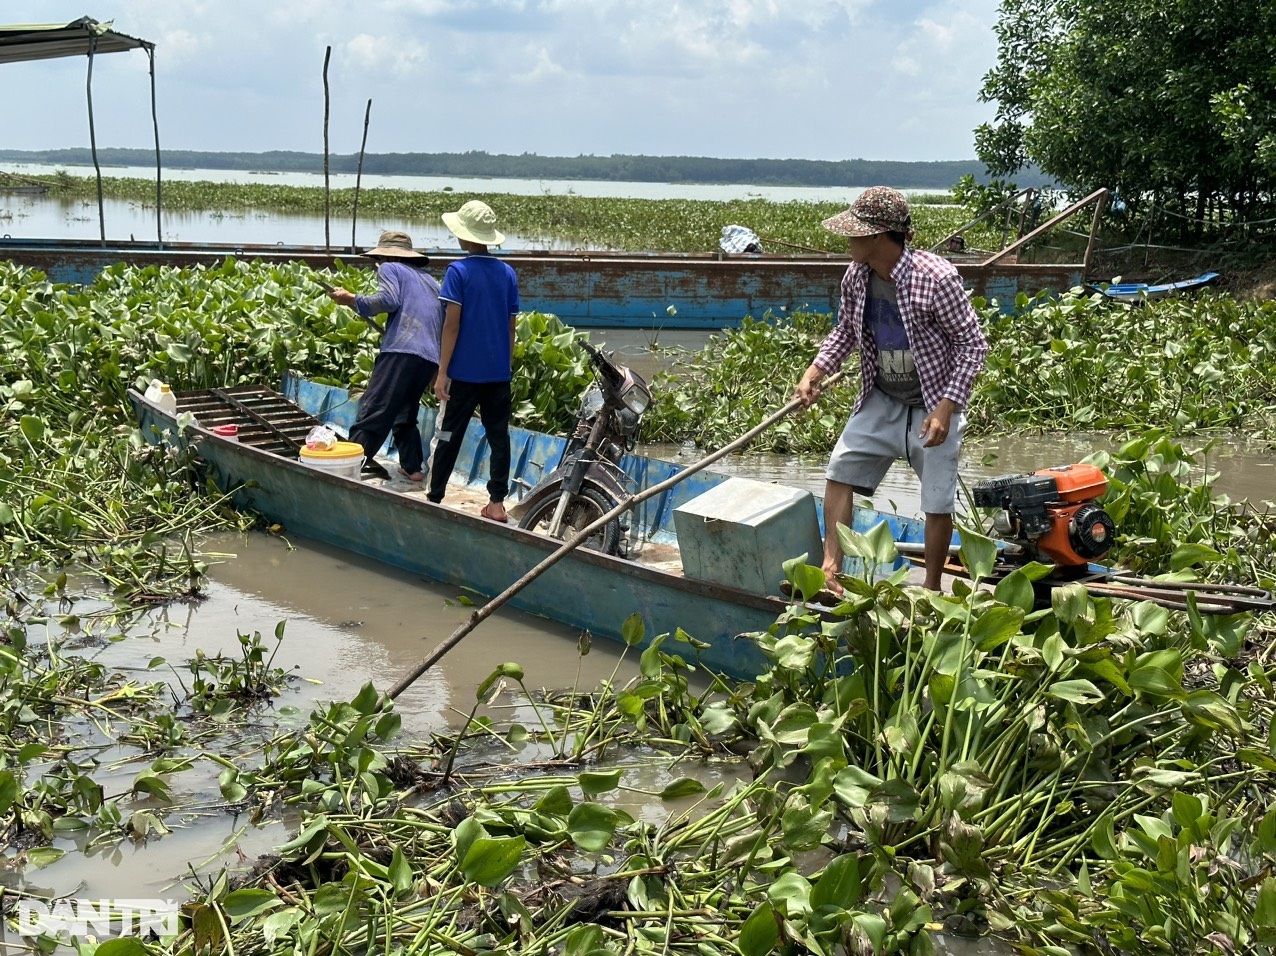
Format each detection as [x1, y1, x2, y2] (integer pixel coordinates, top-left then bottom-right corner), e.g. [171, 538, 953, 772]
[0, 148, 1055, 190]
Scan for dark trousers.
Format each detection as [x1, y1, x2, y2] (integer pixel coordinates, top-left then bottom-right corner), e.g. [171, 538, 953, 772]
[427, 379, 512, 503]
[348, 352, 438, 475]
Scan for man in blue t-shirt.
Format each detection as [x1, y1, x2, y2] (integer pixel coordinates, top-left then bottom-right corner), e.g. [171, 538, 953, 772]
[428, 200, 521, 522]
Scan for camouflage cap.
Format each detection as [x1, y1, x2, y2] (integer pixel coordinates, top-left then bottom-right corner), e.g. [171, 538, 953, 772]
[822, 186, 913, 241]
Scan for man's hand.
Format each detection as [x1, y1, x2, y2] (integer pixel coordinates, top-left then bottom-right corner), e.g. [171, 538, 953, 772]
[434, 377, 450, 403]
[795, 367, 825, 406]
[328, 288, 357, 307]
[919, 399, 957, 447]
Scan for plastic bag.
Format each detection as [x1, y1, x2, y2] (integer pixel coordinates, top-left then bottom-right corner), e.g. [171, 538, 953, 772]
[306, 424, 339, 450]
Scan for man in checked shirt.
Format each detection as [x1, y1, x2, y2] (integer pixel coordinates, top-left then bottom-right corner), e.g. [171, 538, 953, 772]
[794, 186, 989, 594]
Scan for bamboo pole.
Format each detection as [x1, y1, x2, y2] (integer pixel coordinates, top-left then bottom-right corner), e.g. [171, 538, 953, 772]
[322, 46, 332, 252]
[386, 371, 844, 699]
[146, 46, 163, 247]
[352, 99, 372, 254]
[85, 34, 106, 245]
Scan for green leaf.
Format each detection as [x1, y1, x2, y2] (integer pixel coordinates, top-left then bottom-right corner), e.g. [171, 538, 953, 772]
[1181, 690, 1243, 735]
[20, 415, 45, 443]
[1052, 583, 1092, 623]
[1130, 666, 1185, 700]
[578, 768, 623, 795]
[224, 888, 281, 921]
[1169, 543, 1221, 570]
[389, 846, 414, 895]
[993, 567, 1037, 612]
[738, 901, 780, 956]
[24, 846, 65, 868]
[534, 785, 575, 816]
[1046, 679, 1105, 705]
[659, 778, 707, 800]
[95, 940, 151, 956]
[781, 800, 833, 850]
[810, 853, 864, 910]
[564, 925, 608, 956]
[958, 530, 997, 580]
[766, 872, 812, 917]
[278, 815, 329, 857]
[621, 612, 645, 647]
[351, 681, 381, 715]
[262, 908, 302, 945]
[460, 835, 526, 886]
[1257, 878, 1276, 928]
[863, 517, 901, 564]
[970, 605, 1025, 652]
[567, 802, 619, 853]
[783, 556, 828, 604]
[167, 342, 195, 362]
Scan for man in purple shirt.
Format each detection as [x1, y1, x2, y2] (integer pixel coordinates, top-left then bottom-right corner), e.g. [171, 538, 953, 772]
[329, 230, 442, 481]
[794, 187, 989, 593]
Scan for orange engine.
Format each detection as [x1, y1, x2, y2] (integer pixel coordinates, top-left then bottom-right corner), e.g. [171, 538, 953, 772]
[972, 464, 1116, 569]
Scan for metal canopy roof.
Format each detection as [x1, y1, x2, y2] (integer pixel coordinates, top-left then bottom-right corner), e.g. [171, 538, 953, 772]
[0, 16, 152, 66]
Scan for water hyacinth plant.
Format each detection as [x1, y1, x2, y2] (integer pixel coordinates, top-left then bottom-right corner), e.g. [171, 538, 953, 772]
[0, 260, 591, 607]
[48, 174, 981, 254]
[644, 289, 1276, 450]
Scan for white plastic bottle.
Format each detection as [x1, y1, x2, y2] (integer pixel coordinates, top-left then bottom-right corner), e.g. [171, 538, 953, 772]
[144, 380, 178, 415]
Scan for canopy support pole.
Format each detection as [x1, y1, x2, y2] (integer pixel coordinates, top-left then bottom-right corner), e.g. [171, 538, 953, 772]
[148, 46, 162, 247]
[85, 34, 106, 244]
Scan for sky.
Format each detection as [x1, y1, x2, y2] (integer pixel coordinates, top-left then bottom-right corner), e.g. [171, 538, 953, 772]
[2, 1, 1003, 163]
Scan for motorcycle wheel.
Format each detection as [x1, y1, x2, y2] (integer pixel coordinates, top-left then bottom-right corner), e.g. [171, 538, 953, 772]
[517, 487, 622, 555]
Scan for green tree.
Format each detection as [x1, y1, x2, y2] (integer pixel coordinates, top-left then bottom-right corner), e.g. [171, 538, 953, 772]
[976, 0, 1276, 237]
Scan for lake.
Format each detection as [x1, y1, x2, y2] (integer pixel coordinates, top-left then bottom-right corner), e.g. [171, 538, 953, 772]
[0, 161, 889, 248]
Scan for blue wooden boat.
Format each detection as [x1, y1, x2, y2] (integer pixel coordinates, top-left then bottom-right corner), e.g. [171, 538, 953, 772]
[7, 238, 1088, 328]
[129, 375, 925, 679]
[1090, 271, 1220, 302]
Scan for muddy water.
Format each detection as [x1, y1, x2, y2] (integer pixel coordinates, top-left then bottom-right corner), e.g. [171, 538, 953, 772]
[645, 430, 1276, 521]
[23, 528, 995, 953]
[17, 531, 660, 904]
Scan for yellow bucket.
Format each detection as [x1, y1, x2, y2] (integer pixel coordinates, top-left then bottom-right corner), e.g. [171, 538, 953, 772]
[299, 440, 365, 479]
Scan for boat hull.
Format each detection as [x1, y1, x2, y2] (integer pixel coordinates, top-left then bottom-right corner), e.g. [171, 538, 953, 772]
[9, 239, 1083, 327]
[132, 389, 792, 679]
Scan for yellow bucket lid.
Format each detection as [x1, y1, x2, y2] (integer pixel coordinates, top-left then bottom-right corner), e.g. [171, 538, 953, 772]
[300, 440, 364, 459]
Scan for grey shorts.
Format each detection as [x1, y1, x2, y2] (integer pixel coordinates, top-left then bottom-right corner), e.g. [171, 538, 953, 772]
[826, 388, 965, 514]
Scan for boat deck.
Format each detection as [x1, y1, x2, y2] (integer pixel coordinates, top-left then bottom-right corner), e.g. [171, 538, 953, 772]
[360, 466, 689, 576]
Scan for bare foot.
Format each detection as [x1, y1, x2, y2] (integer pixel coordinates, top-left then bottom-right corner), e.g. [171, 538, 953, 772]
[480, 502, 509, 523]
[821, 560, 845, 596]
[398, 468, 424, 482]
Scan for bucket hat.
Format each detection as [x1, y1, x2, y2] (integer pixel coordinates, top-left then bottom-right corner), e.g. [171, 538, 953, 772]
[362, 230, 428, 260]
[822, 186, 914, 241]
[442, 200, 505, 246]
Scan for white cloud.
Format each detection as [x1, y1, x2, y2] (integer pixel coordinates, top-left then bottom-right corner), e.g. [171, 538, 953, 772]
[0, 0, 1002, 160]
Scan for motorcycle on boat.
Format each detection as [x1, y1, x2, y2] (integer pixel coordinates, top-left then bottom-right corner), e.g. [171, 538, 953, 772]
[511, 339, 652, 556]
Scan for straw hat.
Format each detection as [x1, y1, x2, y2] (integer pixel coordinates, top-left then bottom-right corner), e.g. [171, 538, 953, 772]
[362, 230, 428, 259]
[442, 200, 505, 246]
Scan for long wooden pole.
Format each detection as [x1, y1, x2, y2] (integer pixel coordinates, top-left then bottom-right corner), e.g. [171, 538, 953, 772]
[386, 371, 843, 699]
[322, 46, 332, 252]
[352, 99, 372, 254]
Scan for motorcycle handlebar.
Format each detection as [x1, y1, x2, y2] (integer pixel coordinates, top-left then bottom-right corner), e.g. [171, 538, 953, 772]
[578, 338, 624, 385]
